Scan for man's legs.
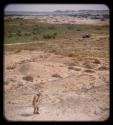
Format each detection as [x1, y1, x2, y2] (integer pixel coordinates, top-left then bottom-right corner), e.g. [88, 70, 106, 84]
[33, 107, 36, 114]
[36, 106, 39, 114]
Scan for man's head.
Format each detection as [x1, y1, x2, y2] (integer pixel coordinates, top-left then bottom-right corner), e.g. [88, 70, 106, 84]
[37, 93, 40, 97]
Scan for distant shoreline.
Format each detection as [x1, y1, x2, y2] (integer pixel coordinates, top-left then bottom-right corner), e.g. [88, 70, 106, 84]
[4, 10, 109, 19]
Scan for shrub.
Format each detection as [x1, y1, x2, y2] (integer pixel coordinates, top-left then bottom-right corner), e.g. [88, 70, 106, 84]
[52, 74, 62, 78]
[17, 30, 21, 34]
[98, 66, 108, 70]
[32, 36, 39, 40]
[77, 29, 81, 31]
[83, 62, 93, 69]
[43, 34, 52, 39]
[43, 33, 56, 39]
[23, 75, 33, 82]
[84, 69, 95, 73]
[93, 59, 101, 64]
[68, 53, 75, 57]
[16, 30, 22, 36]
[6, 65, 16, 70]
[24, 33, 30, 36]
[53, 32, 57, 36]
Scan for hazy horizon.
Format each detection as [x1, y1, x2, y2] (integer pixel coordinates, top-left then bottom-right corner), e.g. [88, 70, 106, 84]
[5, 4, 109, 12]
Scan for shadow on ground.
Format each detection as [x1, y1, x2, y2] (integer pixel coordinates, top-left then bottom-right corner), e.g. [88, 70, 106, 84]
[20, 114, 33, 117]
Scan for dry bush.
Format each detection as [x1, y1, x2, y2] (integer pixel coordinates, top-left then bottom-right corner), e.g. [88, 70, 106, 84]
[68, 53, 75, 57]
[52, 74, 62, 78]
[14, 49, 21, 53]
[22, 75, 33, 82]
[84, 69, 95, 73]
[83, 62, 93, 69]
[6, 65, 16, 70]
[93, 59, 101, 64]
[98, 66, 109, 70]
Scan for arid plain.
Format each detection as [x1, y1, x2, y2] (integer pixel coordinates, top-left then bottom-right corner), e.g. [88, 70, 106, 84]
[4, 16, 109, 121]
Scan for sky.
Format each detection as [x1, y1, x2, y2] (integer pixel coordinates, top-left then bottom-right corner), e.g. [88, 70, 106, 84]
[5, 4, 109, 12]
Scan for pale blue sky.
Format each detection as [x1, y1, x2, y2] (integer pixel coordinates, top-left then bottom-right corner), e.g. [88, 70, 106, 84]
[5, 4, 109, 12]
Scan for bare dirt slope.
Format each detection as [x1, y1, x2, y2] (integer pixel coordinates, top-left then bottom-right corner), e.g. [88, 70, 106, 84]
[4, 50, 109, 121]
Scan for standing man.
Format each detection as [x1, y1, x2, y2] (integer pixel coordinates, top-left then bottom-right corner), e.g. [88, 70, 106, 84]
[32, 93, 40, 114]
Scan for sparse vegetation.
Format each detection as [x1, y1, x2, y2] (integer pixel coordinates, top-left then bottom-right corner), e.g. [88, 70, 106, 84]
[4, 17, 108, 44]
[4, 17, 109, 60]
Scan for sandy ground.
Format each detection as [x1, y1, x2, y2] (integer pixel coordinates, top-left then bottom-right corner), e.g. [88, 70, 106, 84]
[11, 16, 109, 25]
[4, 50, 109, 121]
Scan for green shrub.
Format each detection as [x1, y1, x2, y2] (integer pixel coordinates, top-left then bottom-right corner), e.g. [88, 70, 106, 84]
[24, 33, 30, 36]
[43, 32, 57, 39]
[32, 36, 39, 40]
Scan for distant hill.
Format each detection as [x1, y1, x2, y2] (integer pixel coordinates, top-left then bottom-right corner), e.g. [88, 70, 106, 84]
[4, 10, 109, 19]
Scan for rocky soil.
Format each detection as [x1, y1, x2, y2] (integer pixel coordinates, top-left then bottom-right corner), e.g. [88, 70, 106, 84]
[4, 50, 109, 121]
